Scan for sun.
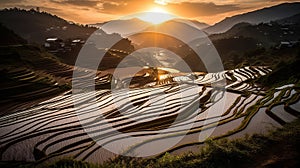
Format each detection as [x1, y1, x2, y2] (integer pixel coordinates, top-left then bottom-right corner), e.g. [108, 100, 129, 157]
[138, 7, 175, 25]
[150, 7, 168, 13]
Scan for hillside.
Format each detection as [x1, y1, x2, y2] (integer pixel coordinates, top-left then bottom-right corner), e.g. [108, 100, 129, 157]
[277, 12, 300, 25]
[0, 5, 299, 168]
[0, 8, 138, 71]
[0, 27, 109, 115]
[0, 8, 97, 44]
[204, 2, 300, 34]
[204, 11, 300, 70]
[0, 24, 27, 45]
[209, 17, 300, 47]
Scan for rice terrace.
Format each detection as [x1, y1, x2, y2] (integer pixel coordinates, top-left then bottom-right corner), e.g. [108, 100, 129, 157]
[1, 1, 300, 168]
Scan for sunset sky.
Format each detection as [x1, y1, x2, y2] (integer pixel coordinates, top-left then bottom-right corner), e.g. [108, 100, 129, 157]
[1, 0, 299, 25]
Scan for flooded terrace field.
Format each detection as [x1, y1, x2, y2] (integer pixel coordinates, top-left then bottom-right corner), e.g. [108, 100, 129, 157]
[0, 66, 299, 164]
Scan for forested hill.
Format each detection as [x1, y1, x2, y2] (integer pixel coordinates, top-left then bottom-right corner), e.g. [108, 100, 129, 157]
[0, 8, 96, 44]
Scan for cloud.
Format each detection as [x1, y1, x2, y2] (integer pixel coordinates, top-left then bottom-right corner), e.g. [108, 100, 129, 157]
[231, 0, 300, 5]
[46, 0, 240, 17]
[99, 0, 157, 14]
[50, 0, 100, 7]
[0, 0, 24, 5]
[0, 0, 299, 24]
[168, 2, 242, 17]
[96, 0, 243, 17]
[2, 1, 298, 17]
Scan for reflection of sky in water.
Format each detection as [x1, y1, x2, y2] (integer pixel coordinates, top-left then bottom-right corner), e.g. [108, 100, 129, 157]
[120, 47, 193, 72]
[2, 66, 296, 162]
[154, 49, 179, 67]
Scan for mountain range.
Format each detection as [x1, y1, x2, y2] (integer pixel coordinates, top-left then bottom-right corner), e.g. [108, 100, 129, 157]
[1, 2, 300, 44]
[96, 18, 209, 37]
[1, 2, 300, 72]
[94, 2, 300, 36]
[204, 2, 300, 34]
[210, 13, 300, 46]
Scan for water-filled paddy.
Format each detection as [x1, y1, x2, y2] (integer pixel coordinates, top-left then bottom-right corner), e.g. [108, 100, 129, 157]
[0, 66, 299, 163]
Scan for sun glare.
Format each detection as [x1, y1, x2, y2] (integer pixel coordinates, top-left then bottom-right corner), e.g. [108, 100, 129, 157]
[150, 7, 168, 13]
[138, 7, 174, 25]
[154, 0, 168, 6]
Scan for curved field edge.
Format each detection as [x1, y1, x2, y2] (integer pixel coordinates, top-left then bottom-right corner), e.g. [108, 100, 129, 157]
[1, 118, 299, 168]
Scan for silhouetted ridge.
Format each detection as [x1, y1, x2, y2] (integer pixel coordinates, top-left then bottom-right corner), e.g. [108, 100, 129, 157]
[205, 2, 300, 34]
[0, 8, 97, 44]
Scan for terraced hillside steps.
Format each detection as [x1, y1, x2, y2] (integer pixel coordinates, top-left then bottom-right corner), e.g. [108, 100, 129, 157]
[0, 59, 110, 115]
[0, 66, 299, 164]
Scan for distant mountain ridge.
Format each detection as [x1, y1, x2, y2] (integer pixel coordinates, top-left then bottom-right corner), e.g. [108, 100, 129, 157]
[209, 11, 300, 44]
[98, 18, 151, 35]
[205, 2, 300, 34]
[189, 20, 210, 29]
[94, 18, 209, 36]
